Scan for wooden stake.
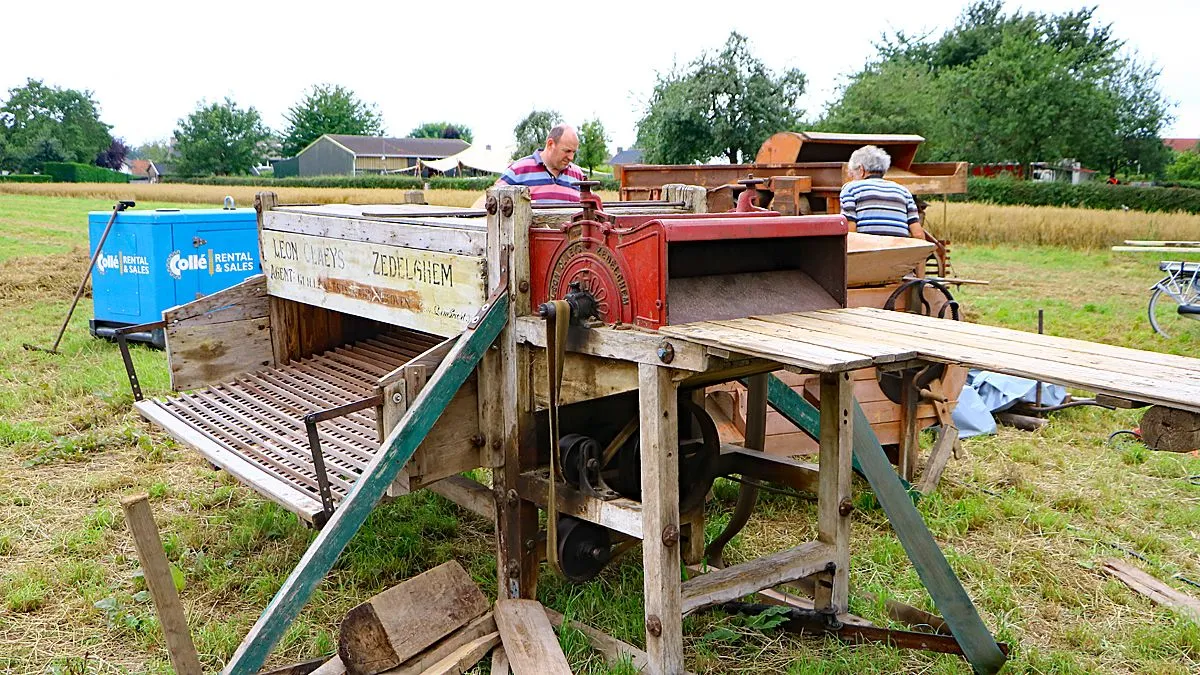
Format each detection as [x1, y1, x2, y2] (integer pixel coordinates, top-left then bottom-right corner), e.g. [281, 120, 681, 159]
[120, 494, 202, 675]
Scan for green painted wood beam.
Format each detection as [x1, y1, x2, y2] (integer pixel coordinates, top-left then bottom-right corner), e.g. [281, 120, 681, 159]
[221, 293, 510, 675]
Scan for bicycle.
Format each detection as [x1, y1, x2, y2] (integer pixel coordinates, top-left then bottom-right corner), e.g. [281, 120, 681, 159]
[1148, 260, 1200, 338]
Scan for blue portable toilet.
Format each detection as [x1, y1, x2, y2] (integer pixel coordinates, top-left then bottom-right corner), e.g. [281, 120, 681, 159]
[88, 206, 262, 348]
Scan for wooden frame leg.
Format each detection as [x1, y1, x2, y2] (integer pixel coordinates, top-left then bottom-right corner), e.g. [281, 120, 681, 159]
[898, 369, 919, 482]
[817, 372, 852, 613]
[639, 363, 683, 674]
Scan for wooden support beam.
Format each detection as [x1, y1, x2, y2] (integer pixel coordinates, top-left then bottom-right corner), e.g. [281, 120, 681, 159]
[517, 471, 643, 538]
[491, 185, 539, 602]
[120, 494, 203, 675]
[427, 475, 495, 523]
[817, 372, 853, 613]
[638, 363, 684, 674]
[544, 608, 649, 672]
[680, 541, 836, 616]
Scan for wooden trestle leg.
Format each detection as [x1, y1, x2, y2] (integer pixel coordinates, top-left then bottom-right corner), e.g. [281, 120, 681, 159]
[639, 363, 684, 674]
[816, 371, 853, 613]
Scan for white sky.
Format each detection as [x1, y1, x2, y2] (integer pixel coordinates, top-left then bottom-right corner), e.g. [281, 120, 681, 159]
[2, 0, 1196, 152]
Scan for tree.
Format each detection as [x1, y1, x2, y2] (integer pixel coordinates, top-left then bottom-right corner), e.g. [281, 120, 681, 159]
[821, 1, 1172, 174]
[131, 139, 172, 163]
[173, 98, 272, 175]
[0, 78, 112, 172]
[577, 119, 609, 175]
[512, 110, 562, 159]
[409, 122, 474, 143]
[281, 84, 383, 157]
[636, 32, 806, 164]
[95, 137, 130, 170]
[1167, 149, 1200, 182]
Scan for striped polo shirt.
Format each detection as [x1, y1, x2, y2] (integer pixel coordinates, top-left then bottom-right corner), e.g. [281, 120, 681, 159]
[498, 150, 585, 202]
[838, 177, 920, 237]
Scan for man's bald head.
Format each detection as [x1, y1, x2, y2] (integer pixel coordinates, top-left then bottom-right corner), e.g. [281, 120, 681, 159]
[542, 124, 579, 176]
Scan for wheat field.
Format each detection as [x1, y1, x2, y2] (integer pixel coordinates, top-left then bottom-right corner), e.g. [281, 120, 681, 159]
[2, 182, 1199, 248]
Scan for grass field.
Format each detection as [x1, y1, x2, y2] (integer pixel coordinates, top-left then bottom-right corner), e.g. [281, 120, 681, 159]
[1, 192, 1199, 673]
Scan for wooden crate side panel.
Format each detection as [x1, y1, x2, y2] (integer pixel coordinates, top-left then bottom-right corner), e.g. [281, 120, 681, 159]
[407, 380, 484, 487]
[260, 229, 487, 338]
[167, 318, 273, 391]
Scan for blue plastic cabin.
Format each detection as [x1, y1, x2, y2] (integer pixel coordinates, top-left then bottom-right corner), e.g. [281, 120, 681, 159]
[87, 207, 262, 347]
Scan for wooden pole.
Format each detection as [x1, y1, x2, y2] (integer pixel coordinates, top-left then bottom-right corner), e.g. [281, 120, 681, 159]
[121, 494, 203, 675]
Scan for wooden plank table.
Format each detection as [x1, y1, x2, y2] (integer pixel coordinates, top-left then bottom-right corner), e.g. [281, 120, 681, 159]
[661, 307, 1200, 414]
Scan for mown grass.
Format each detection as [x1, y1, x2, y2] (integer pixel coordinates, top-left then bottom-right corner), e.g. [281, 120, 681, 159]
[0, 192, 1198, 673]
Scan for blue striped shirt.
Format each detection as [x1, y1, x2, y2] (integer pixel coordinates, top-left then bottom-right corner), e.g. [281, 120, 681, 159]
[498, 150, 585, 202]
[839, 177, 919, 237]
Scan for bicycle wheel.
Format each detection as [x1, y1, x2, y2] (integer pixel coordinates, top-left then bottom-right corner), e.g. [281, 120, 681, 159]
[1148, 280, 1200, 339]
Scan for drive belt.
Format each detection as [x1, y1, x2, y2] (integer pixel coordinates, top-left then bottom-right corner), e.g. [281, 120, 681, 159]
[544, 299, 571, 576]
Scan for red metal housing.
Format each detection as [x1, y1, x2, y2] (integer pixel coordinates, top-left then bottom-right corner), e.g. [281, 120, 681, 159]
[530, 207, 848, 329]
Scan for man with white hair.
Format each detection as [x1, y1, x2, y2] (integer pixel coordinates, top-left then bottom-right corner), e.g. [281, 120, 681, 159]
[838, 145, 925, 239]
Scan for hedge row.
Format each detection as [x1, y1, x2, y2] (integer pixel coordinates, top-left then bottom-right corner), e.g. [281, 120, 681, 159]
[167, 174, 621, 191]
[960, 177, 1200, 214]
[0, 174, 52, 183]
[41, 162, 129, 183]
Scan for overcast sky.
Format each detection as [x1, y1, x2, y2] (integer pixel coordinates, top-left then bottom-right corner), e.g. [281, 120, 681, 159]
[2, 0, 1196, 154]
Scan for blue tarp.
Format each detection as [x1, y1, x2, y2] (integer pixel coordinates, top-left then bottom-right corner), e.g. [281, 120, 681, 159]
[952, 370, 1068, 438]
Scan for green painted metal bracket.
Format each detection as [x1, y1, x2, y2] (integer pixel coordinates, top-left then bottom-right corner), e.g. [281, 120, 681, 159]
[762, 374, 1005, 673]
[221, 293, 510, 675]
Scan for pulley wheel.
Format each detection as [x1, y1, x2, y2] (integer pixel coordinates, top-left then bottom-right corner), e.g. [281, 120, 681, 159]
[556, 515, 612, 583]
[612, 397, 720, 513]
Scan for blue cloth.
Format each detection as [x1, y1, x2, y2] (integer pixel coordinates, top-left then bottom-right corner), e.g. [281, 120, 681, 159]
[950, 369, 1068, 439]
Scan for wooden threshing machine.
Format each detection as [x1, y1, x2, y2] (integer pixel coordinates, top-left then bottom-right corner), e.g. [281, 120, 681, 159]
[126, 180, 1200, 673]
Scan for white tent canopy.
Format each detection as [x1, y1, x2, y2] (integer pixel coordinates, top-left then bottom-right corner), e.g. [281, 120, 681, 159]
[420, 143, 512, 175]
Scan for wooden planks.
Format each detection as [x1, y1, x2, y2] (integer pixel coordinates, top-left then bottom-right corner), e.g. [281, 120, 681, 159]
[659, 320, 877, 373]
[1101, 559, 1200, 622]
[338, 561, 489, 675]
[665, 307, 1200, 414]
[494, 600, 572, 675]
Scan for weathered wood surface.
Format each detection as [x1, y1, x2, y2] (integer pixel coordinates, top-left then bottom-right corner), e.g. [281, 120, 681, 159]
[134, 399, 326, 521]
[379, 613, 497, 675]
[517, 471, 643, 538]
[845, 233, 935, 287]
[338, 561, 489, 675]
[425, 475, 495, 522]
[264, 209, 487, 257]
[665, 307, 1200, 413]
[120, 495, 202, 675]
[529, 348, 639, 409]
[412, 631, 499, 675]
[260, 228, 487, 338]
[680, 541, 836, 615]
[164, 273, 270, 324]
[638, 363, 685, 673]
[817, 373, 852, 611]
[513, 316, 708, 372]
[494, 600, 572, 675]
[167, 317, 273, 391]
[1102, 559, 1200, 622]
[490, 647, 510, 675]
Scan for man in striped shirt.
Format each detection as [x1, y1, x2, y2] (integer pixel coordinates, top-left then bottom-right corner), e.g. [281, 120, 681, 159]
[838, 145, 925, 239]
[496, 124, 585, 202]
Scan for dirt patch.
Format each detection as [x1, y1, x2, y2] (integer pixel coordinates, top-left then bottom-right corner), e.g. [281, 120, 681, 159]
[0, 250, 90, 301]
